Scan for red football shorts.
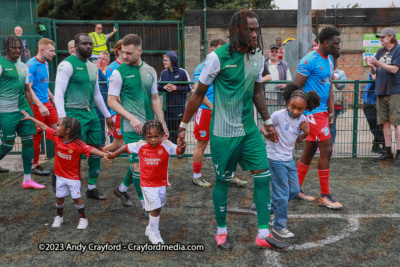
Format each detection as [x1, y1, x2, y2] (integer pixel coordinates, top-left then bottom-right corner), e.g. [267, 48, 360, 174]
[193, 108, 212, 141]
[110, 115, 123, 139]
[33, 102, 58, 133]
[306, 111, 331, 142]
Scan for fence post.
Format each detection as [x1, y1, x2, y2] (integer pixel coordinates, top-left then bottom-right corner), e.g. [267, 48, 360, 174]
[352, 80, 359, 157]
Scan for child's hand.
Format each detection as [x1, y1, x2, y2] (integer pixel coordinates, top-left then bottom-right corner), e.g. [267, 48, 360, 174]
[299, 121, 309, 134]
[20, 110, 32, 121]
[103, 152, 112, 163]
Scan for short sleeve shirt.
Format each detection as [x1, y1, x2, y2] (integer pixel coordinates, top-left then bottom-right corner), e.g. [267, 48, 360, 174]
[193, 60, 214, 110]
[374, 44, 400, 96]
[267, 109, 306, 161]
[126, 140, 178, 187]
[27, 57, 49, 104]
[46, 128, 93, 180]
[297, 50, 334, 115]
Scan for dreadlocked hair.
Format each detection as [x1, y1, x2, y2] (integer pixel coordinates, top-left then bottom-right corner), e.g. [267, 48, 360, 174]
[3, 35, 22, 55]
[283, 83, 321, 112]
[228, 10, 263, 59]
[61, 117, 82, 141]
[142, 120, 165, 140]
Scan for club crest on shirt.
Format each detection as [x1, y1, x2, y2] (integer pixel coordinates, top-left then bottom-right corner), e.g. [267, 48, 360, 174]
[251, 61, 258, 69]
[158, 149, 163, 155]
[68, 149, 74, 154]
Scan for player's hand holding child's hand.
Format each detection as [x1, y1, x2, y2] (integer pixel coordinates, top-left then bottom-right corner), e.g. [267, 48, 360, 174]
[103, 152, 112, 163]
[299, 121, 309, 134]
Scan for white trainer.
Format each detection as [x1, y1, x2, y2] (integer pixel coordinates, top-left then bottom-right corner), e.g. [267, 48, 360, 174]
[145, 227, 164, 244]
[52, 216, 63, 228]
[272, 228, 294, 238]
[77, 218, 88, 230]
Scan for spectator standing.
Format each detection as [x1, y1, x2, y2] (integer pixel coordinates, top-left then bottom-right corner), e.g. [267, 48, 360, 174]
[362, 73, 385, 154]
[14, 26, 31, 63]
[263, 44, 292, 114]
[68, 40, 75, 55]
[94, 52, 110, 146]
[158, 51, 191, 144]
[366, 27, 400, 165]
[89, 24, 117, 61]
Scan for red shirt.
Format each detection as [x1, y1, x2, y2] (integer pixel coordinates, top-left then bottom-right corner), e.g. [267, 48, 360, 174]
[126, 140, 178, 187]
[278, 47, 283, 60]
[46, 128, 93, 180]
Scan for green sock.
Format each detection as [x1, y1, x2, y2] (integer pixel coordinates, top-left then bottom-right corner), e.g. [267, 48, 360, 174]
[122, 166, 133, 188]
[0, 142, 14, 161]
[132, 171, 143, 200]
[88, 155, 101, 185]
[212, 178, 231, 228]
[253, 170, 271, 229]
[21, 136, 34, 174]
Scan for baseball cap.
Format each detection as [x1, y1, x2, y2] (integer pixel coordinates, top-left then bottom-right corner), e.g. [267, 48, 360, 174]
[269, 44, 280, 50]
[376, 28, 396, 38]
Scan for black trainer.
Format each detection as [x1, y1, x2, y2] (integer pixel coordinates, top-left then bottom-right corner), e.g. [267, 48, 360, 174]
[31, 165, 51, 176]
[51, 170, 56, 193]
[114, 188, 133, 207]
[393, 154, 400, 166]
[86, 188, 108, 200]
[0, 166, 9, 173]
[374, 152, 393, 162]
[371, 144, 385, 154]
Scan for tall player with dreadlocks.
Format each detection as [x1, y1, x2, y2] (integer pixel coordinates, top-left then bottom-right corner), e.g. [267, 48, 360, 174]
[21, 111, 110, 230]
[0, 35, 43, 188]
[177, 10, 289, 250]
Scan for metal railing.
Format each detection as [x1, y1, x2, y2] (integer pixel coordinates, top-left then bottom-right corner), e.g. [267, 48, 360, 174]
[9, 80, 388, 159]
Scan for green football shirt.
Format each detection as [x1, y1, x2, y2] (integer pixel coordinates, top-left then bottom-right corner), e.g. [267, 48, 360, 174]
[199, 43, 264, 137]
[0, 57, 30, 113]
[108, 62, 158, 132]
[56, 55, 98, 110]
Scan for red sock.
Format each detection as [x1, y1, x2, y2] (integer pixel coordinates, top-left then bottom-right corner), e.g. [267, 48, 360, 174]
[297, 161, 310, 187]
[318, 169, 330, 195]
[193, 161, 203, 174]
[33, 132, 43, 165]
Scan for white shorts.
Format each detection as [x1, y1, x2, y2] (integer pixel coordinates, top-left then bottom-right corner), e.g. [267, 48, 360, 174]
[56, 175, 82, 199]
[141, 186, 167, 211]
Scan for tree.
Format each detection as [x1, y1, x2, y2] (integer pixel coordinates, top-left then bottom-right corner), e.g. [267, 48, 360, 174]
[38, 0, 276, 20]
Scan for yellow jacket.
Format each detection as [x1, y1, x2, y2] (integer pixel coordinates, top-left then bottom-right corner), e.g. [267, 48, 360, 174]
[89, 32, 108, 55]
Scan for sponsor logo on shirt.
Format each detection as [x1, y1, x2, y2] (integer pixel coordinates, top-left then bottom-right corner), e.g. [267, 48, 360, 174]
[5, 68, 13, 71]
[285, 124, 289, 130]
[318, 78, 331, 85]
[126, 75, 135, 78]
[76, 67, 83, 70]
[225, 65, 237, 68]
[144, 157, 161, 165]
[57, 151, 72, 160]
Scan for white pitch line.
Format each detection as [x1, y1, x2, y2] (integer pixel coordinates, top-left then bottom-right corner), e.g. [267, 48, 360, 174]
[227, 208, 400, 265]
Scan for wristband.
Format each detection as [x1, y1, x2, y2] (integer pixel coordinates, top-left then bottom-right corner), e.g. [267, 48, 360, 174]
[264, 119, 273, 126]
[178, 129, 186, 133]
[179, 121, 188, 129]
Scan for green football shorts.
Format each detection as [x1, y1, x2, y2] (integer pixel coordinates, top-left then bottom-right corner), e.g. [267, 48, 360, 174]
[0, 110, 36, 141]
[65, 108, 102, 145]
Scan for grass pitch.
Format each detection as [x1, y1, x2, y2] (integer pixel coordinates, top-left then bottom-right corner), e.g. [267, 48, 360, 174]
[0, 157, 399, 266]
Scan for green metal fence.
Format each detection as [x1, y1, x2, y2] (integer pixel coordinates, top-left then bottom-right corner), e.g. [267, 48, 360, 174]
[9, 80, 389, 159]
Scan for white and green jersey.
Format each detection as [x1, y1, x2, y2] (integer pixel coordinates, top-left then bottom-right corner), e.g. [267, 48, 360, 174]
[0, 56, 30, 113]
[199, 43, 264, 137]
[108, 62, 157, 132]
[54, 55, 110, 118]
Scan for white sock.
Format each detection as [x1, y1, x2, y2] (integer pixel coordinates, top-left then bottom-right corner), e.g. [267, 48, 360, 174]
[217, 227, 227, 235]
[32, 164, 38, 168]
[258, 229, 270, 239]
[119, 183, 128, 192]
[140, 200, 146, 209]
[88, 184, 96, 190]
[193, 172, 201, 179]
[23, 174, 31, 182]
[149, 215, 160, 233]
